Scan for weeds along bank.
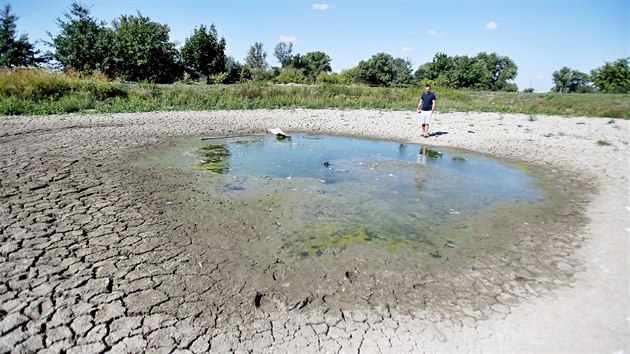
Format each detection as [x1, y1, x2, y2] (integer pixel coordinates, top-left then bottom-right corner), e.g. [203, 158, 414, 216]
[1, 68, 628, 118]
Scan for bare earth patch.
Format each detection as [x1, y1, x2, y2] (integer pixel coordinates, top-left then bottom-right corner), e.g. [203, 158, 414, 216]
[1, 110, 628, 353]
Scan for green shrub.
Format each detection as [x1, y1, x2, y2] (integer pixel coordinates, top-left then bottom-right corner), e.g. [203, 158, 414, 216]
[275, 68, 308, 84]
[0, 97, 30, 115]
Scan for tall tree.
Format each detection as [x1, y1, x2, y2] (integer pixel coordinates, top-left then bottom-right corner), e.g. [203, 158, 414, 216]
[390, 57, 414, 87]
[0, 4, 41, 68]
[590, 58, 630, 93]
[355, 53, 413, 87]
[245, 42, 267, 71]
[109, 13, 181, 83]
[245, 42, 269, 81]
[414, 52, 453, 85]
[287, 53, 304, 71]
[181, 24, 226, 83]
[551, 66, 591, 93]
[474, 52, 518, 91]
[48, 2, 106, 73]
[224, 56, 248, 83]
[355, 52, 395, 86]
[274, 41, 293, 68]
[448, 55, 488, 89]
[301, 51, 331, 82]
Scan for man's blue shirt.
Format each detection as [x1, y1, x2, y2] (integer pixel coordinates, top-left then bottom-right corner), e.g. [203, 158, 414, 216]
[421, 92, 436, 111]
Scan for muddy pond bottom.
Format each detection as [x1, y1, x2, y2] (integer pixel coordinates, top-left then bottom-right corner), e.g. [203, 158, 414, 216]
[169, 134, 544, 258]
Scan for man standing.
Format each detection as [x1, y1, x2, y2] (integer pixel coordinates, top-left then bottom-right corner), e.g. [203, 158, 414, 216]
[416, 84, 436, 138]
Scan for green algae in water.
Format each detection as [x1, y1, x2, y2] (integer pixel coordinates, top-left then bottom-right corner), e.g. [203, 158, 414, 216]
[192, 145, 231, 174]
[288, 223, 394, 257]
[501, 161, 530, 173]
[180, 134, 545, 258]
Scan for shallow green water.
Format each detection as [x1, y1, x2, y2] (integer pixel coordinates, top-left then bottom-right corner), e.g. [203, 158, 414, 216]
[175, 134, 544, 256]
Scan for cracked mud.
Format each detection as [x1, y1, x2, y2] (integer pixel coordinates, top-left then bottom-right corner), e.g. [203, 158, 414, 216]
[0, 110, 624, 353]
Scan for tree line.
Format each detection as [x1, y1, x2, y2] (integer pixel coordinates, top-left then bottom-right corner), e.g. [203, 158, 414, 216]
[1, 2, 628, 93]
[551, 58, 630, 93]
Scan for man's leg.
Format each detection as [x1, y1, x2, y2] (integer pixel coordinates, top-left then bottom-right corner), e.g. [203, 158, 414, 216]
[423, 111, 432, 137]
[420, 111, 429, 137]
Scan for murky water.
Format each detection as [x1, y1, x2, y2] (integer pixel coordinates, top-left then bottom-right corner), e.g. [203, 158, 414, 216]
[170, 134, 544, 257]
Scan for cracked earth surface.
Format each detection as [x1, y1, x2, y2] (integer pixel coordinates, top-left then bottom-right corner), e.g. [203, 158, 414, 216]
[1, 110, 628, 353]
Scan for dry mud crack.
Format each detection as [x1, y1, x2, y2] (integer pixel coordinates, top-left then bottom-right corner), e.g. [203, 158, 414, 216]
[1, 110, 628, 353]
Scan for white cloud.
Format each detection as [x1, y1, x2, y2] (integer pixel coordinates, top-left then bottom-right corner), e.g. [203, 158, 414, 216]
[279, 35, 297, 44]
[485, 21, 498, 31]
[535, 75, 545, 80]
[402, 47, 413, 52]
[426, 29, 445, 37]
[312, 3, 331, 10]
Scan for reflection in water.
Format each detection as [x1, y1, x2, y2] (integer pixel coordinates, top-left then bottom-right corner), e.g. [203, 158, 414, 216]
[418, 146, 427, 165]
[417, 146, 442, 165]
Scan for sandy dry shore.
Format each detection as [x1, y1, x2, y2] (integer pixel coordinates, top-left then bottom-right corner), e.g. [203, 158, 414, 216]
[0, 109, 628, 353]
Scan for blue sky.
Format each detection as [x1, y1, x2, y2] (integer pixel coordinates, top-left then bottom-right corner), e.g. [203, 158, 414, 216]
[8, 0, 629, 92]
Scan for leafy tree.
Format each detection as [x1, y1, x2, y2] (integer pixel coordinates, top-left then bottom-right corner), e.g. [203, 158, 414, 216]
[356, 53, 395, 86]
[301, 51, 331, 82]
[590, 58, 630, 93]
[552, 66, 591, 93]
[94, 27, 116, 77]
[245, 42, 270, 81]
[274, 41, 293, 68]
[390, 57, 414, 87]
[0, 4, 41, 68]
[224, 56, 247, 84]
[414, 53, 453, 85]
[245, 42, 267, 71]
[474, 52, 518, 91]
[181, 24, 226, 84]
[355, 53, 413, 87]
[448, 55, 488, 89]
[414, 52, 518, 91]
[48, 2, 106, 73]
[109, 13, 181, 83]
[413, 62, 433, 83]
[431, 53, 455, 74]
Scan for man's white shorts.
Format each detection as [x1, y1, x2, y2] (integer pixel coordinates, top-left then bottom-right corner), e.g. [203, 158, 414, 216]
[419, 110, 433, 125]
